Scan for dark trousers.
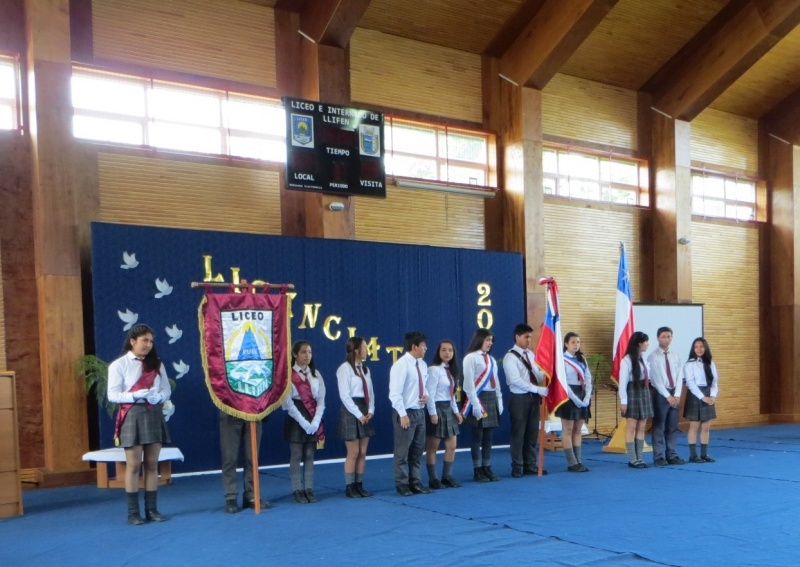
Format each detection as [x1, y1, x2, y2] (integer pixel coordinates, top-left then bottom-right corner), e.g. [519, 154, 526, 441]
[650, 389, 680, 460]
[392, 408, 426, 485]
[509, 393, 540, 468]
[220, 411, 263, 500]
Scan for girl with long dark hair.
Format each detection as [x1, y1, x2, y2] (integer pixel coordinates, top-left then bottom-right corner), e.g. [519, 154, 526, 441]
[424, 340, 463, 488]
[558, 331, 592, 472]
[618, 331, 652, 469]
[683, 337, 719, 463]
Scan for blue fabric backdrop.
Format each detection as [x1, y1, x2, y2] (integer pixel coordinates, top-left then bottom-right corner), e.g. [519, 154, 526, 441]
[91, 222, 524, 472]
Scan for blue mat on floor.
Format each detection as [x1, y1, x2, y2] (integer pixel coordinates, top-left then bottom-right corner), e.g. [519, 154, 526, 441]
[3, 425, 800, 566]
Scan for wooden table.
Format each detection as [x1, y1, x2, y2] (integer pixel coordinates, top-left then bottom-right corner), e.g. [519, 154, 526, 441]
[82, 447, 184, 489]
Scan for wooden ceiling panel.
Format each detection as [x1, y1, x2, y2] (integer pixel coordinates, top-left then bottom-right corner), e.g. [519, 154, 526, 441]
[711, 25, 800, 118]
[358, 0, 525, 54]
[560, 0, 728, 90]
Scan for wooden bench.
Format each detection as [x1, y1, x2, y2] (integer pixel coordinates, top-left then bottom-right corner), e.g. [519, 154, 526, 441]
[82, 447, 184, 489]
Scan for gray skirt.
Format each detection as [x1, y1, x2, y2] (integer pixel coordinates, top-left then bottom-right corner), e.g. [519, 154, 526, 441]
[463, 391, 500, 429]
[337, 398, 376, 440]
[623, 383, 654, 420]
[427, 401, 460, 438]
[555, 385, 591, 421]
[684, 386, 717, 421]
[118, 404, 170, 448]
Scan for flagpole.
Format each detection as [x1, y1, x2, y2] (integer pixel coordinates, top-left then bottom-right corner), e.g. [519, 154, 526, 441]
[249, 421, 261, 514]
[537, 396, 547, 477]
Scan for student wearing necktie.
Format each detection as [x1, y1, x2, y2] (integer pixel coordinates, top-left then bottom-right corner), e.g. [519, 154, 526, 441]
[646, 327, 685, 466]
[282, 341, 326, 503]
[618, 331, 654, 469]
[424, 340, 464, 489]
[557, 332, 592, 472]
[462, 328, 503, 482]
[503, 323, 549, 478]
[683, 337, 719, 463]
[107, 324, 172, 525]
[389, 331, 431, 496]
[336, 337, 375, 498]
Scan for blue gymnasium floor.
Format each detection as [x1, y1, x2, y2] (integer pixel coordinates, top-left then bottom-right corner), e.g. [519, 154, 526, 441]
[2, 425, 799, 567]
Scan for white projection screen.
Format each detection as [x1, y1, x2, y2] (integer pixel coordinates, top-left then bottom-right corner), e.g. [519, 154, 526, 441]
[633, 303, 704, 364]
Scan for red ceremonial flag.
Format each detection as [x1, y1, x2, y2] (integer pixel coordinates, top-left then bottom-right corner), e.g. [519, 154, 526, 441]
[611, 244, 635, 383]
[534, 277, 570, 413]
[199, 286, 291, 420]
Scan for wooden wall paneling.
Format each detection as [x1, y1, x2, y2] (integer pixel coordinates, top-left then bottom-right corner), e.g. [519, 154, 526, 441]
[0, 0, 26, 53]
[353, 183, 484, 249]
[92, 0, 277, 87]
[637, 92, 654, 302]
[0, 242, 4, 370]
[542, 74, 638, 150]
[690, 108, 759, 175]
[542, 201, 642, 433]
[350, 28, 482, 123]
[691, 221, 764, 427]
[97, 153, 282, 235]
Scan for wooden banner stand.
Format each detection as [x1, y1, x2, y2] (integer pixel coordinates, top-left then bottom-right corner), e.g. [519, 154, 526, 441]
[250, 421, 261, 514]
[602, 419, 652, 453]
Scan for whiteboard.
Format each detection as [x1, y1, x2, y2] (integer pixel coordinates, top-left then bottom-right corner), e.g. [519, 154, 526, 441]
[633, 303, 704, 364]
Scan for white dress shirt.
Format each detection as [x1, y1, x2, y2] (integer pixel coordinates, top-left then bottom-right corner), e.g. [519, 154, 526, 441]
[563, 352, 593, 406]
[646, 347, 683, 399]
[683, 359, 719, 400]
[389, 352, 429, 417]
[282, 364, 326, 429]
[425, 364, 459, 415]
[107, 351, 171, 404]
[502, 345, 546, 395]
[336, 361, 375, 418]
[462, 350, 503, 415]
[618, 354, 650, 405]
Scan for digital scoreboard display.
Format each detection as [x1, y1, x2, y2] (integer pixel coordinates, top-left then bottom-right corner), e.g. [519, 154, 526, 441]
[283, 97, 386, 198]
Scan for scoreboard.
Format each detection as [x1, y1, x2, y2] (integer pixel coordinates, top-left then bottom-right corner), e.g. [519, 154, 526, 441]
[283, 97, 386, 198]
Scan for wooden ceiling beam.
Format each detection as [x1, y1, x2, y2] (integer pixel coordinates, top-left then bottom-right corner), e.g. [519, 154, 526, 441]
[288, 0, 372, 49]
[493, 0, 617, 89]
[644, 0, 800, 122]
[763, 85, 800, 146]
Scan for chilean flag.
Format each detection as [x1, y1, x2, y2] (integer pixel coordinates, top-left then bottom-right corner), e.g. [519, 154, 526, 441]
[611, 244, 635, 383]
[534, 277, 570, 413]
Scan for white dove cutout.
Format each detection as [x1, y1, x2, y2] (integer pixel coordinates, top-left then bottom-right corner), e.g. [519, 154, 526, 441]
[162, 400, 175, 422]
[117, 309, 138, 331]
[121, 252, 139, 269]
[154, 278, 173, 299]
[172, 360, 190, 379]
[165, 324, 183, 344]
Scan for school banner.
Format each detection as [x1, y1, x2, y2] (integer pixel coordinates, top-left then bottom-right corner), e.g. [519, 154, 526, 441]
[200, 288, 291, 420]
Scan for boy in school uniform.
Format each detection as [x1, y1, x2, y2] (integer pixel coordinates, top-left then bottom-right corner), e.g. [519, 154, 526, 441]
[647, 326, 685, 466]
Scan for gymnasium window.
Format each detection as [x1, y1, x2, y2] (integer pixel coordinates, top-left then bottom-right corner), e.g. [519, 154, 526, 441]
[71, 68, 285, 161]
[691, 171, 757, 222]
[385, 117, 494, 188]
[0, 54, 21, 131]
[542, 147, 648, 207]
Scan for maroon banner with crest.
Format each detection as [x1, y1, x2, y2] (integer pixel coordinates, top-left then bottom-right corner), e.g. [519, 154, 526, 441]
[199, 287, 291, 420]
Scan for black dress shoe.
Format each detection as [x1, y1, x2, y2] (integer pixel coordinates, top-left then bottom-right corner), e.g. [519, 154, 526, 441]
[654, 458, 669, 466]
[225, 499, 239, 514]
[396, 484, 412, 496]
[511, 467, 523, 478]
[567, 464, 585, 472]
[243, 497, 272, 509]
[429, 478, 444, 489]
[524, 467, 548, 476]
[474, 467, 490, 483]
[128, 513, 145, 526]
[304, 489, 317, 503]
[355, 482, 372, 497]
[145, 510, 167, 522]
[701, 455, 716, 463]
[410, 482, 432, 494]
[345, 483, 362, 498]
[293, 490, 309, 504]
[441, 476, 461, 488]
[482, 466, 500, 481]
[689, 455, 705, 464]
[628, 461, 648, 469]
[667, 456, 685, 465]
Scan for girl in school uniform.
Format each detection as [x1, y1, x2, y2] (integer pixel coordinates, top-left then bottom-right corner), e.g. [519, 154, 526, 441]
[282, 340, 326, 504]
[336, 336, 375, 498]
[107, 323, 172, 525]
[558, 332, 592, 472]
[425, 340, 464, 489]
[683, 337, 719, 463]
[618, 331, 653, 469]
[462, 328, 503, 482]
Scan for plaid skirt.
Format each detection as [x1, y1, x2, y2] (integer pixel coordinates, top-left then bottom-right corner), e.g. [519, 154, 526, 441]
[684, 386, 717, 421]
[337, 398, 376, 440]
[283, 400, 319, 444]
[427, 401, 460, 438]
[623, 383, 654, 420]
[555, 385, 591, 421]
[463, 391, 500, 429]
[118, 404, 170, 448]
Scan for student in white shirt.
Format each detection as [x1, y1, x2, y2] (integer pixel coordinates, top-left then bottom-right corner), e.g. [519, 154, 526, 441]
[425, 340, 463, 489]
[683, 337, 719, 463]
[107, 324, 171, 525]
[646, 327, 685, 466]
[618, 331, 653, 469]
[557, 332, 592, 472]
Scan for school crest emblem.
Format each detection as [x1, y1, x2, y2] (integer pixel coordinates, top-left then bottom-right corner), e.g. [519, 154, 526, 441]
[359, 124, 380, 157]
[291, 114, 314, 148]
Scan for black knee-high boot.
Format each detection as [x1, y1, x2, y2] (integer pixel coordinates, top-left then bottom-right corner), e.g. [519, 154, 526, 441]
[127, 491, 144, 525]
